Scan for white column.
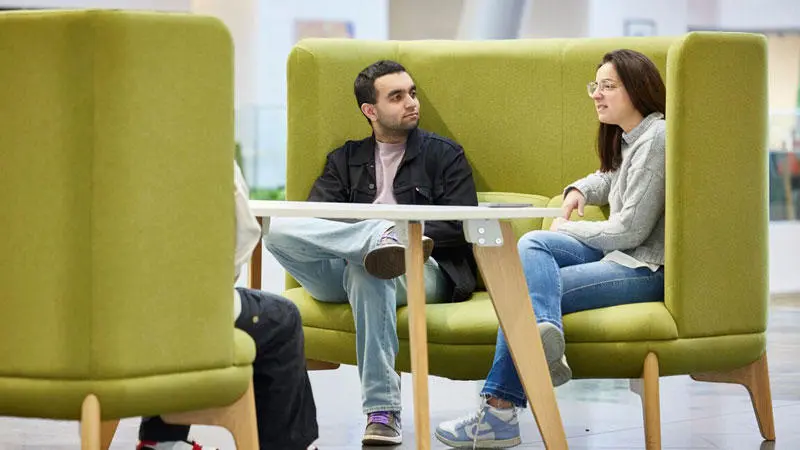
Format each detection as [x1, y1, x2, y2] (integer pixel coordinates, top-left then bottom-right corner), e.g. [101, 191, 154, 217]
[456, 0, 528, 40]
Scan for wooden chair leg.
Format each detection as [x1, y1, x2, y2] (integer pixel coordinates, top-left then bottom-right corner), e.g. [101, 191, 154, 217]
[691, 352, 775, 440]
[100, 419, 120, 450]
[629, 352, 661, 450]
[81, 394, 101, 450]
[306, 359, 340, 370]
[163, 380, 259, 450]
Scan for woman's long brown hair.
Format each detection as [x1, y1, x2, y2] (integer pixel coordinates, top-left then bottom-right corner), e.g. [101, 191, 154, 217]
[596, 49, 666, 172]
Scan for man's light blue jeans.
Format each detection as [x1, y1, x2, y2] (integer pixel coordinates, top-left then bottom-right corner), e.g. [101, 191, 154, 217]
[264, 217, 450, 414]
[481, 230, 664, 407]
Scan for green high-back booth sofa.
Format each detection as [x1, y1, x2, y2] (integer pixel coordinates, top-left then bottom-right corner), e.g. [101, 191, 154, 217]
[0, 10, 257, 448]
[280, 33, 773, 445]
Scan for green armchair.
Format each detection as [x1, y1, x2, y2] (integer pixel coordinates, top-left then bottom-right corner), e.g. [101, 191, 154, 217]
[279, 33, 773, 448]
[0, 10, 256, 449]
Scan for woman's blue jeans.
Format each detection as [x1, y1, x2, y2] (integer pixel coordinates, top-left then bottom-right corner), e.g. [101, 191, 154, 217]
[481, 230, 664, 407]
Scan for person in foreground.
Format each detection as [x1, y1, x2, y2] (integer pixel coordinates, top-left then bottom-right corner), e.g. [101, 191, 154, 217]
[264, 60, 479, 446]
[137, 162, 318, 450]
[435, 49, 667, 448]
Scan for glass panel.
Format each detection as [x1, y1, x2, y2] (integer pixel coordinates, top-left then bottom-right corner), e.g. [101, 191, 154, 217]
[236, 104, 287, 200]
[769, 110, 800, 221]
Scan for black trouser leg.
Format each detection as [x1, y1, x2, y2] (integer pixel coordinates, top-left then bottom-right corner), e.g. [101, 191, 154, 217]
[235, 288, 319, 450]
[138, 416, 189, 442]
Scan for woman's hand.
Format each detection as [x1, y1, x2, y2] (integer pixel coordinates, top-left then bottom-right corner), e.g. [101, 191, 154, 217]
[562, 189, 586, 219]
[550, 217, 568, 231]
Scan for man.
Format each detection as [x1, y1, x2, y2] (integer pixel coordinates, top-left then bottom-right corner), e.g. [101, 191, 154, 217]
[264, 60, 478, 446]
[137, 163, 318, 450]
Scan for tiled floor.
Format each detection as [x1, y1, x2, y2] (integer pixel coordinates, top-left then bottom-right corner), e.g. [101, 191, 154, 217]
[1, 257, 798, 449]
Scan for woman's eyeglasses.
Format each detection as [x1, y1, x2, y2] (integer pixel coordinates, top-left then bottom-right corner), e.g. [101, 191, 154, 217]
[587, 80, 619, 96]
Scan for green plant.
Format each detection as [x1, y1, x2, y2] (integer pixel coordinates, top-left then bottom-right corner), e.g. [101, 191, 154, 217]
[249, 186, 286, 200]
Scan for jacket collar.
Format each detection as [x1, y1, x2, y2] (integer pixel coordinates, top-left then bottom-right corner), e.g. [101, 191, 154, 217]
[349, 127, 423, 166]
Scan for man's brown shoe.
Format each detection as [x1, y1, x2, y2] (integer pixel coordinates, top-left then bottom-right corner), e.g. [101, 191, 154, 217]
[363, 228, 434, 279]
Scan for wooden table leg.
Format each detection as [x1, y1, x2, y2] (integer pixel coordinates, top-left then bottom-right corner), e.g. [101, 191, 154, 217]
[405, 221, 430, 450]
[473, 221, 568, 449]
[249, 217, 263, 289]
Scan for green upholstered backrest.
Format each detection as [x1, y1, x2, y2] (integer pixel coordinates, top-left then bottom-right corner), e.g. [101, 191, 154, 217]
[0, 11, 236, 381]
[663, 33, 768, 338]
[285, 33, 768, 340]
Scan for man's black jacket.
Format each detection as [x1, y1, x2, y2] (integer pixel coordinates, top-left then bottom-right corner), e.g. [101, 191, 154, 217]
[307, 127, 479, 302]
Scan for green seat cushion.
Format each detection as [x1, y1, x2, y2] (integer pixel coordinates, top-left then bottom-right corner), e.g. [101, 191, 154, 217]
[567, 333, 765, 379]
[300, 326, 762, 381]
[285, 288, 678, 345]
[0, 365, 252, 420]
[563, 302, 677, 342]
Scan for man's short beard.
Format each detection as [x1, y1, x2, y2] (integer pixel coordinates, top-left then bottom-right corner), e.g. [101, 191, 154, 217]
[394, 119, 418, 131]
[378, 119, 417, 134]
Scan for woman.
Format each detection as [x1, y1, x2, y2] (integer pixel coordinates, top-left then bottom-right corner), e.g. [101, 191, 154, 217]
[435, 49, 667, 448]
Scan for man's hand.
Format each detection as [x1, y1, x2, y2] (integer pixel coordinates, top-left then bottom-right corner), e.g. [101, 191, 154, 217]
[550, 217, 568, 231]
[562, 189, 586, 219]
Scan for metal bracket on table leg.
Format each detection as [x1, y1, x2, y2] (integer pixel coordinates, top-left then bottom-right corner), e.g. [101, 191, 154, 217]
[464, 219, 503, 246]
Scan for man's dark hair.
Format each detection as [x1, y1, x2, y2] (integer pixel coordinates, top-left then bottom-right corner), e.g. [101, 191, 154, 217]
[354, 60, 408, 108]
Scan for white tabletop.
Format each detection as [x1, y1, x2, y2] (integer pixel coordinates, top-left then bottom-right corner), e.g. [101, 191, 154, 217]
[248, 200, 562, 221]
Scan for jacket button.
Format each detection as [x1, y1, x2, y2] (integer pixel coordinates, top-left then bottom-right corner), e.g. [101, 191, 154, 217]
[369, 183, 375, 190]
